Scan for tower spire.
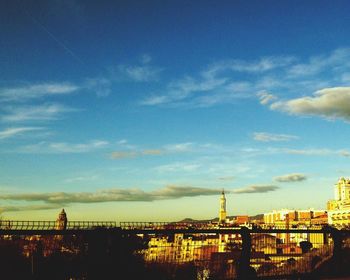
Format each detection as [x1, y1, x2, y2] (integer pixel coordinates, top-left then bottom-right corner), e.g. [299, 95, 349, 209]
[219, 189, 227, 224]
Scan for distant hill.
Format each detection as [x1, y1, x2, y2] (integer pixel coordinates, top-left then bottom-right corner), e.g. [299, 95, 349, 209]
[177, 214, 264, 223]
[249, 214, 264, 221]
[178, 218, 213, 223]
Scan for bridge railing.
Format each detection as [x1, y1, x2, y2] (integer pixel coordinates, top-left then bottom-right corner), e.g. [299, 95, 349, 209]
[119, 221, 216, 230]
[67, 221, 117, 229]
[0, 220, 117, 231]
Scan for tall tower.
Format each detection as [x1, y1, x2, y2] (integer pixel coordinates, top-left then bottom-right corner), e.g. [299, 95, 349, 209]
[56, 209, 68, 230]
[219, 190, 227, 223]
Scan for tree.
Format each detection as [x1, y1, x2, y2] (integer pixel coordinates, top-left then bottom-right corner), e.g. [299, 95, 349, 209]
[299, 241, 313, 253]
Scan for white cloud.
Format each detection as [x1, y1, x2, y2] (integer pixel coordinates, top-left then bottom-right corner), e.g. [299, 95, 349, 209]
[1, 103, 77, 122]
[0, 83, 79, 102]
[270, 87, 350, 121]
[253, 132, 298, 142]
[19, 140, 109, 154]
[0, 127, 44, 139]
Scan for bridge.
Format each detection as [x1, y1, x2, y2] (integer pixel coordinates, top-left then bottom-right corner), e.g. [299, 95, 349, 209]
[0, 219, 330, 233]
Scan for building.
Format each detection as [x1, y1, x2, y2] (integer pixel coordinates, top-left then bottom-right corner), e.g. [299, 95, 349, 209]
[263, 209, 326, 226]
[234, 215, 249, 226]
[144, 233, 220, 263]
[55, 209, 68, 230]
[251, 234, 277, 255]
[327, 177, 350, 227]
[219, 190, 227, 224]
[263, 208, 327, 248]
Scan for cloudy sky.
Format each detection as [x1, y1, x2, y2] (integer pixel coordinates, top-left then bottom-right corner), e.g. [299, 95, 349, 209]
[1, 0, 350, 221]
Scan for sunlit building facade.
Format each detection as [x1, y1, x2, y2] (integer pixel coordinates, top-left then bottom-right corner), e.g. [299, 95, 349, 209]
[263, 209, 326, 225]
[327, 177, 350, 227]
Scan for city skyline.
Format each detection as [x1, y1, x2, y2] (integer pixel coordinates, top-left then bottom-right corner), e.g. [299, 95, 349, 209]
[1, 0, 350, 221]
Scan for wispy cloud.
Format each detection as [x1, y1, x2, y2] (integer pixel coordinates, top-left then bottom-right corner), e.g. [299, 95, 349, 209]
[1, 103, 77, 122]
[0, 186, 223, 207]
[253, 132, 299, 142]
[273, 173, 307, 182]
[0, 82, 79, 102]
[155, 162, 201, 173]
[141, 54, 152, 64]
[141, 55, 294, 107]
[84, 77, 112, 97]
[164, 142, 194, 152]
[141, 75, 228, 106]
[0, 127, 44, 139]
[0, 204, 61, 213]
[111, 142, 193, 159]
[116, 55, 162, 82]
[257, 91, 277, 105]
[111, 149, 166, 159]
[141, 48, 350, 109]
[287, 48, 350, 77]
[0, 183, 282, 213]
[111, 151, 138, 159]
[339, 150, 350, 157]
[232, 185, 279, 194]
[283, 148, 331, 156]
[218, 176, 235, 182]
[212, 56, 295, 73]
[270, 87, 350, 121]
[142, 149, 164, 155]
[64, 175, 99, 183]
[265, 147, 350, 158]
[19, 140, 109, 154]
[119, 65, 162, 82]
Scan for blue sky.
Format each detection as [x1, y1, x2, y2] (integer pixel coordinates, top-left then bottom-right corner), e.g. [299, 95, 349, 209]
[1, 0, 350, 221]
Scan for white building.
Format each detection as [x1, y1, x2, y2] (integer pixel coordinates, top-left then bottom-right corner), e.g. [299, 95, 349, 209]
[328, 177, 350, 227]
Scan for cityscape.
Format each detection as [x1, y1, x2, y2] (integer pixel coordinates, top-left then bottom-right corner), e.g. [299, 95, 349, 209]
[2, 0, 350, 279]
[0, 177, 350, 279]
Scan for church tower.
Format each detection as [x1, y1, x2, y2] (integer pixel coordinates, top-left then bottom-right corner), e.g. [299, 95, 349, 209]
[55, 209, 68, 230]
[219, 190, 227, 223]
